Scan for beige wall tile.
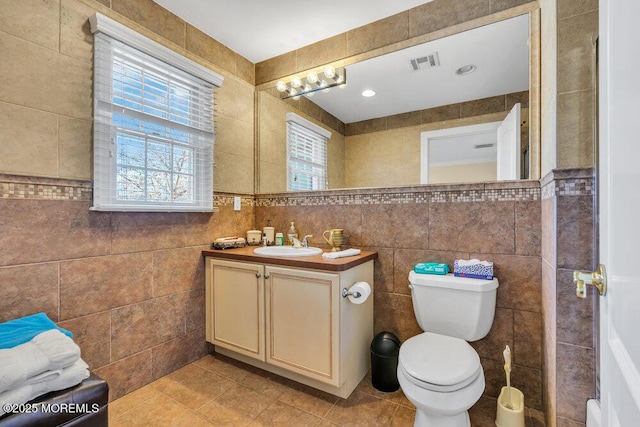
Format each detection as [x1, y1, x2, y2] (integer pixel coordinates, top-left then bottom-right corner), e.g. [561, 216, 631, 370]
[258, 160, 286, 193]
[186, 24, 236, 76]
[0, 263, 59, 323]
[557, 90, 594, 168]
[215, 151, 254, 194]
[59, 252, 153, 320]
[557, 10, 598, 94]
[558, 0, 598, 19]
[111, 0, 185, 48]
[58, 312, 111, 370]
[58, 116, 92, 179]
[60, 0, 95, 64]
[344, 135, 371, 161]
[152, 247, 204, 297]
[94, 350, 153, 401]
[296, 34, 347, 72]
[387, 111, 421, 130]
[491, 0, 533, 13]
[460, 95, 506, 118]
[215, 116, 254, 159]
[110, 212, 187, 254]
[347, 12, 409, 57]
[422, 104, 461, 124]
[0, 0, 60, 51]
[0, 199, 112, 267]
[408, 0, 490, 39]
[111, 293, 186, 360]
[256, 51, 297, 85]
[151, 329, 208, 379]
[259, 128, 286, 166]
[235, 54, 255, 85]
[0, 33, 93, 120]
[0, 101, 58, 177]
[327, 133, 345, 189]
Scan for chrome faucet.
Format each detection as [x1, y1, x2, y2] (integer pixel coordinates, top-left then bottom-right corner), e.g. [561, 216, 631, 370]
[291, 236, 302, 248]
[302, 235, 313, 248]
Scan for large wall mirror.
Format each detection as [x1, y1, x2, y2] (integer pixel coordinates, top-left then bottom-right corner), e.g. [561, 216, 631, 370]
[256, 9, 539, 193]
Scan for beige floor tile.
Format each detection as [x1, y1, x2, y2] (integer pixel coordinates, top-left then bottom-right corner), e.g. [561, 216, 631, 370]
[197, 382, 276, 424]
[247, 400, 323, 426]
[324, 390, 398, 426]
[108, 384, 164, 420]
[110, 393, 213, 427]
[277, 382, 339, 418]
[194, 354, 252, 382]
[151, 364, 235, 410]
[356, 371, 413, 408]
[239, 367, 294, 400]
[390, 405, 415, 427]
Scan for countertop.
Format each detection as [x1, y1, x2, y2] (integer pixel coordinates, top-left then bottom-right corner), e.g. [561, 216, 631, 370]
[202, 246, 377, 272]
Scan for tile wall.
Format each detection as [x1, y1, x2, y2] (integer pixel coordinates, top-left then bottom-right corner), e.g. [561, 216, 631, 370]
[541, 168, 596, 427]
[0, 0, 256, 401]
[255, 180, 544, 410]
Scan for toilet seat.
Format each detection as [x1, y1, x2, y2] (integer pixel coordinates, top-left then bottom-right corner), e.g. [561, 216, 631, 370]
[399, 332, 481, 392]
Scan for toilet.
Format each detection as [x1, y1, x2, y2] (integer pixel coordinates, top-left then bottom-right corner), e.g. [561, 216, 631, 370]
[397, 271, 499, 427]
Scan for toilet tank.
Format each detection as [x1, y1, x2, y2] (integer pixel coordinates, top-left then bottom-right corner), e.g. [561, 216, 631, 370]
[408, 272, 499, 341]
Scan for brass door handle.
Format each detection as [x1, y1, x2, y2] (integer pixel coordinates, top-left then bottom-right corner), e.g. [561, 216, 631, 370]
[574, 264, 607, 298]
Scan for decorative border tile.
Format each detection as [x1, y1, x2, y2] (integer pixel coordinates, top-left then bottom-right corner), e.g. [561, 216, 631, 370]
[0, 174, 93, 201]
[540, 168, 595, 200]
[256, 185, 541, 207]
[213, 194, 255, 207]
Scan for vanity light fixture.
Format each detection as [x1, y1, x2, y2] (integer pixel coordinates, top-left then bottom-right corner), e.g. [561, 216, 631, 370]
[455, 64, 477, 75]
[276, 65, 347, 100]
[361, 89, 376, 97]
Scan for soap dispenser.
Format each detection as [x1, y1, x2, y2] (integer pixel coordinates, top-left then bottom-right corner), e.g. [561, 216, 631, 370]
[287, 222, 298, 245]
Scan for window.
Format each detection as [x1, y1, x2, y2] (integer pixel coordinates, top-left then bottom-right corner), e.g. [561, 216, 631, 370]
[286, 113, 331, 191]
[89, 13, 223, 211]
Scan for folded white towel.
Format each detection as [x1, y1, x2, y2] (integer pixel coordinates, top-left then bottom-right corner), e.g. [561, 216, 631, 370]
[322, 248, 361, 259]
[0, 329, 80, 394]
[0, 358, 89, 416]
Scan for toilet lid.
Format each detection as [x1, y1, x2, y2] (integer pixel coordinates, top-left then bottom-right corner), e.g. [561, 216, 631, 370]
[399, 332, 481, 392]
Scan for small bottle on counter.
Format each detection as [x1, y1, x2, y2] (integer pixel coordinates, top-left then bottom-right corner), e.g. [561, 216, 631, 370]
[275, 232, 284, 246]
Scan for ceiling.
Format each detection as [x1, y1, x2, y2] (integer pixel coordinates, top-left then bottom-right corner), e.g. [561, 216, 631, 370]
[152, 0, 431, 63]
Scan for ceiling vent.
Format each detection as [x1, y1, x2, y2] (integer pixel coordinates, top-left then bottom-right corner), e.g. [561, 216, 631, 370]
[474, 143, 495, 149]
[410, 52, 440, 71]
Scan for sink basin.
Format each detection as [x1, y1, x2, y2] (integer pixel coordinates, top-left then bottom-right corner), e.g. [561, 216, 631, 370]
[253, 246, 323, 257]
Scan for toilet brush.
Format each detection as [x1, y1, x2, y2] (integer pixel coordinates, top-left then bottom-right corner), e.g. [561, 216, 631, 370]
[503, 345, 513, 409]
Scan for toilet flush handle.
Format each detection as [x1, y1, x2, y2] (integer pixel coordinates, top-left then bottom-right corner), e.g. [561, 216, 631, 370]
[408, 283, 413, 290]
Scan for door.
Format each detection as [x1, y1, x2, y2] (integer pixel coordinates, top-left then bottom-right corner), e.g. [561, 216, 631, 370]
[597, 0, 640, 425]
[496, 103, 521, 180]
[265, 266, 340, 386]
[208, 259, 265, 361]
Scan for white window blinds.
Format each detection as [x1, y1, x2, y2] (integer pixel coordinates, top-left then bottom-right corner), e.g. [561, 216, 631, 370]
[286, 113, 331, 192]
[90, 13, 222, 212]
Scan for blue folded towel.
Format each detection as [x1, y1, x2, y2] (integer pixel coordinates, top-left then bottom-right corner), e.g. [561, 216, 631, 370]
[0, 313, 72, 349]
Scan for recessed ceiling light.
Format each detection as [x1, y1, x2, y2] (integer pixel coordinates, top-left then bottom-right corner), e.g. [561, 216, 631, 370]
[456, 64, 477, 75]
[362, 89, 376, 97]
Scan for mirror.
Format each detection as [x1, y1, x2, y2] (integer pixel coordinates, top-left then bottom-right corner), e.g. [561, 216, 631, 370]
[257, 11, 537, 193]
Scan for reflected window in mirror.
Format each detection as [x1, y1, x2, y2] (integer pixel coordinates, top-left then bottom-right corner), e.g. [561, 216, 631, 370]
[286, 113, 331, 191]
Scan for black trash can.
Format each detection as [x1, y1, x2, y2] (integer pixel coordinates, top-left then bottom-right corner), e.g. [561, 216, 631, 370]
[370, 331, 401, 392]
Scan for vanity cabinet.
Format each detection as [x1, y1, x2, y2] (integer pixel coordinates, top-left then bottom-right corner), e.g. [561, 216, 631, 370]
[204, 253, 374, 398]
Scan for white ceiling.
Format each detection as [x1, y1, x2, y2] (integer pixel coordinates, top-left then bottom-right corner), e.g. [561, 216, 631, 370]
[152, 0, 431, 63]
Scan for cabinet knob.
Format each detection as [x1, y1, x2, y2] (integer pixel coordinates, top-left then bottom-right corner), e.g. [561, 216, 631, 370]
[255, 272, 261, 278]
[264, 273, 270, 279]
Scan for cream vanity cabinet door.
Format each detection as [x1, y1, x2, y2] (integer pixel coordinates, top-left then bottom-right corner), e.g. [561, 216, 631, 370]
[206, 258, 265, 361]
[264, 266, 340, 386]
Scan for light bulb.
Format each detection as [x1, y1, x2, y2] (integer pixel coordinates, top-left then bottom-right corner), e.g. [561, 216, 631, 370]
[335, 75, 344, 84]
[307, 72, 318, 84]
[319, 80, 330, 93]
[338, 83, 347, 89]
[306, 91, 314, 97]
[291, 77, 302, 88]
[293, 95, 301, 100]
[289, 87, 298, 97]
[323, 66, 336, 79]
[276, 81, 287, 92]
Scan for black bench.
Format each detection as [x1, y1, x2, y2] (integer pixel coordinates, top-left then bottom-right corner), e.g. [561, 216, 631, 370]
[0, 373, 108, 427]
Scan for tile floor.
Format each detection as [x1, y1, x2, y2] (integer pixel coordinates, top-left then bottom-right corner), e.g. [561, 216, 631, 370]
[108, 353, 545, 426]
